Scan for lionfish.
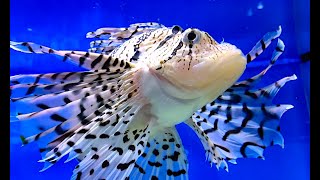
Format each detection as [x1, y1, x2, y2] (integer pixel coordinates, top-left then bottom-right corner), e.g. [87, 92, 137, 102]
[10, 22, 296, 180]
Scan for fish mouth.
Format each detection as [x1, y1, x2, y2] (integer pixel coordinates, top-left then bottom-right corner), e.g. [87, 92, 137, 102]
[148, 66, 201, 102]
[185, 47, 246, 86]
[146, 41, 246, 101]
[192, 48, 244, 71]
[157, 46, 246, 100]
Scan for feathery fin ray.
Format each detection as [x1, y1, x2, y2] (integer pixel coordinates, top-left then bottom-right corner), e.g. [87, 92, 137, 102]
[10, 22, 295, 179]
[10, 41, 135, 71]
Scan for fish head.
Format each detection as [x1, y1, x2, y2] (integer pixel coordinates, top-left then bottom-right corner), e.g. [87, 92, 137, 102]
[154, 26, 247, 101]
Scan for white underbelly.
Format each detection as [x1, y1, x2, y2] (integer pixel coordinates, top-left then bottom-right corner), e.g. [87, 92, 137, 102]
[138, 67, 199, 128]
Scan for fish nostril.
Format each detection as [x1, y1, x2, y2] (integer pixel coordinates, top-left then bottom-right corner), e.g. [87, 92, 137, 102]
[187, 31, 197, 41]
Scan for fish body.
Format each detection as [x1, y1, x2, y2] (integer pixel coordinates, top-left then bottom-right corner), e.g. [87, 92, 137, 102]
[103, 25, 246, 130]
[10, 22, 295, 179]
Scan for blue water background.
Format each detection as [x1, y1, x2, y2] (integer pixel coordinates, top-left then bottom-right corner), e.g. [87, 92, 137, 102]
[10, 0, 310, 179]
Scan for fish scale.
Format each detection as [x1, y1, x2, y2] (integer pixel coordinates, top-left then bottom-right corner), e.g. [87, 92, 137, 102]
[10, 22, 296, 180]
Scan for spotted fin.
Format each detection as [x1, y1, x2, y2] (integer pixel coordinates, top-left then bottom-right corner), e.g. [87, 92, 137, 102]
[70, 124, 152, 180]
[10, 74, 125, 150]
[9, 70, 125, 99]
[10, 69, 122, 86]
[10, 69, 123, 111]
[10, 66, 144, 174]
[129, 127, 189, 180]
[11, 81, 118, 135]
[10, 79, 118, 116]
[10, 41, 135, 71]
[63, 93, 152, 179]
[87, 22, 165, 54]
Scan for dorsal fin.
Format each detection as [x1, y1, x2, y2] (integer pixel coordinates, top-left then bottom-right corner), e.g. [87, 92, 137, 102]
[86, 22, 165, 55]
[10, 41, 135, 71]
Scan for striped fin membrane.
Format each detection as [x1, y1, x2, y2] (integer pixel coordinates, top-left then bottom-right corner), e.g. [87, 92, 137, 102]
[231, 38, 285, 90]
[11, 69, 146, 176]
[10, 23, 296, 179]
[246, 25, 282, 63]
[9, 22, 172, 180]
[10, 31, 146, 178]
[184, 26, 296, 171]
[10, 41, 134, 71]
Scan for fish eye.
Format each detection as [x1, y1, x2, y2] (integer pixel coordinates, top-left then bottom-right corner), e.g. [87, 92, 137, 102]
[187, 31, 196, 41]
[183, 29, 201, 44]
[172, 25, 183, 34]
